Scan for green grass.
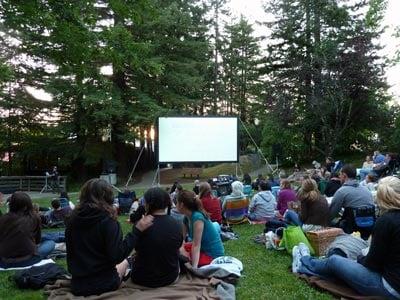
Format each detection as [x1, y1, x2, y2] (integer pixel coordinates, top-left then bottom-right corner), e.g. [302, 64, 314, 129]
[0, 195, 332, 300]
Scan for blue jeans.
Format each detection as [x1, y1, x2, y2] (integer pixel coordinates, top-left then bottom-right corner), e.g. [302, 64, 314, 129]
[0, 241, 55, 269]
[38, 240, 56, 258]
[299, 255, 399, 299]
[42, 231, 65, 243]
[359, 168, 371, 180]
[284, 210, 302, 226]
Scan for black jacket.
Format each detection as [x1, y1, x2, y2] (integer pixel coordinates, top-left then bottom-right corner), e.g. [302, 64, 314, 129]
[359, 210, 400, 294]
[65, 206, 141, 296]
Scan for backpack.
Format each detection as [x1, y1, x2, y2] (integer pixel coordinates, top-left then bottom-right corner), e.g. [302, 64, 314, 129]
[13, 263, 70, 289]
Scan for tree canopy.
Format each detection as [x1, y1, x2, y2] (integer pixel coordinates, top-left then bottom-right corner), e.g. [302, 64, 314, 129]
[0, 0, 398, 177]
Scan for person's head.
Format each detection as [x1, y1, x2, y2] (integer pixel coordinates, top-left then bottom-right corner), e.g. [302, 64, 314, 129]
[194, 179, 200, 187]
[143, 187, 171, 215]
[243, 173, 251, 185]
[51, 199, 61, 210]
[259, 180, 271, 191]
[280, 179, 291, 190]
[374, 150, 380, 156]
[339, 164, 356, 182]
[78, 178, 116, 218]
[297, 179, 320, 202]
[365, 155, 371, 162]
[376, 176, 400, 212]
[60, 190, 69, 200]
[8, 192, 34, 216]
[330, 172, 339, 179]
[231, 181, 244, 197]
[199, 182, 212, 198]
[324, 171, 331, 180]
[326, 157, 334, 164]
[53, 166, 57, 171]
[177, 190, 208, 218]
[366, 173, 376, 183]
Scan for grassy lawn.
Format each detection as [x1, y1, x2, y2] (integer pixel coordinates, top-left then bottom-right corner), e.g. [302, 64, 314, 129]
[0, 194, 332, 300]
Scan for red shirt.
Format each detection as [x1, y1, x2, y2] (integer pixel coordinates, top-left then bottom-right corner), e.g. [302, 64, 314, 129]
[200, 194, 222, 224]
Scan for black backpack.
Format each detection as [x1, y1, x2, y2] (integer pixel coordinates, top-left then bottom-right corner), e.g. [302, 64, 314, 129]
[13, 263, 70, 289]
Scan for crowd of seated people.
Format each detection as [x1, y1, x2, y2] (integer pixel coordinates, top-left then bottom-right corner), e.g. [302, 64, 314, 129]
[1, 150, 399, 298]
[292, 176, 400, 299]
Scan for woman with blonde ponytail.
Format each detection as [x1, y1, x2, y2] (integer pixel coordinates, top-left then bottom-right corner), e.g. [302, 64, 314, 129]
[177, 190, 224, 268]
[292, 176, 400, 299]
[284, 179, 330, 229]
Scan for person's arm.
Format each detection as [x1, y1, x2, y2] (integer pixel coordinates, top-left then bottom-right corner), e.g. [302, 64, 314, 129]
[329, 190, 344, 221]
[358, 217, 388, 272]
[248, 195, 256, 212]
[104, 215, 153, 264]
[191, 219, 204, 268]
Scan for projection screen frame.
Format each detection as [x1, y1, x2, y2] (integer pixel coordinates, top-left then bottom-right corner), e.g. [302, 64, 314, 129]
[156, 116, 239, 164]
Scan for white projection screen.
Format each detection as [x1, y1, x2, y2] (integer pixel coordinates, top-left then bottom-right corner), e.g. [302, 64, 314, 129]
[157, 117, 239, 163]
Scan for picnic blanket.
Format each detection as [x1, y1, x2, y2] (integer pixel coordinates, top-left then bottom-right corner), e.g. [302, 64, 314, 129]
[297, 274, 386, 300]
[44, 263, 236, 300]
[0, 259, 55, 271]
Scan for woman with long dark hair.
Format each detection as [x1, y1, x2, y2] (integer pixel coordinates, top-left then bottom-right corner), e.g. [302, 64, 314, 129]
[0, 192, 55, 268]
[66, 179, 153, 296]
[284, 179, 330, 230]
[177, 190, 224, 268]
[199, 182, 222, 224]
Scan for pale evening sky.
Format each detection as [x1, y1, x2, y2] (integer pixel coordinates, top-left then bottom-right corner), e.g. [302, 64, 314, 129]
[229, 0, 400, 103]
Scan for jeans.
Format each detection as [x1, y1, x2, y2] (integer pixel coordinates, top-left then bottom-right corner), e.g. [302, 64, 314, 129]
[359, 168, 371, 181]
[299, 255, 398, 299]
[0, 241, 55, 269]
[38, 240, 56, 258]
[42, 231, 65, 243]
[284, 210, 302, 226]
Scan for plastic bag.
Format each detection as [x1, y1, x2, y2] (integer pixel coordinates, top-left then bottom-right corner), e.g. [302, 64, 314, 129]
[279, 226, 315, 255]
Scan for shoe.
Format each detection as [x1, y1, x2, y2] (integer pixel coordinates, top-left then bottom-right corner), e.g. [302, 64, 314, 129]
[298, 242, 311, 257]
[292, 245, 301, 273]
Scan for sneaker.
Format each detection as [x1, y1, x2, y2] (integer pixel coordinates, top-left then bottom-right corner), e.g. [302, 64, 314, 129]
[292, 245, 301, 273]
[298, 242, 311, 257]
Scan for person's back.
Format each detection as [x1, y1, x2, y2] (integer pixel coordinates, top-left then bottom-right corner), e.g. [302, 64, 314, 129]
[222, 181, 248, 224]
[329, 180, 374, 220]
[200, 193, 222, 224]
[248, 181, 276, 221]
[131, 215, 182, 287]
[324, 177, 342, 197]
[222, 194, 249, 223]
[66, 179, 151, 296]
[0, 212, 41, 262]
[189, 211, 224, 259]
[300, 195, 330, 226]
[277, 188, 296, 215]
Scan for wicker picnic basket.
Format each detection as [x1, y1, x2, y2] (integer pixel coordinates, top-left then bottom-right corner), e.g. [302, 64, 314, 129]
[306, 228, 344, 256]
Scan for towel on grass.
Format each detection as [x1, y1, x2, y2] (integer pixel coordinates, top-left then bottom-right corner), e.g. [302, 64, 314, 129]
[45, 263, 236, 300]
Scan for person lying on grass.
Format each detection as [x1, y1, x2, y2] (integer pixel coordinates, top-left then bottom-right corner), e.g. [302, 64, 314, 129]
[65, 179, 153, 296]
[292, 176, 400, 299]
[177, 190, 224, 268]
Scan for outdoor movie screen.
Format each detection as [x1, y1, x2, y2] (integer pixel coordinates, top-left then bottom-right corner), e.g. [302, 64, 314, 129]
[157, 117, 239, 163]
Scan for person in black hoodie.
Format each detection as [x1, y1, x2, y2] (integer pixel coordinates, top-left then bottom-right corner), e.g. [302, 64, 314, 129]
[292, 176, 400, 299]
[65, 179, 153, 296]
[130, 187, 183, 287]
